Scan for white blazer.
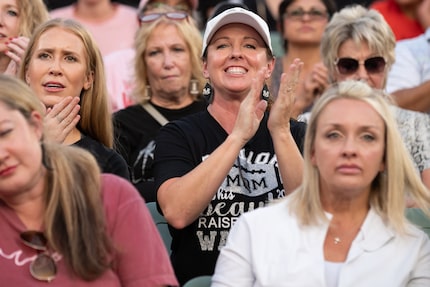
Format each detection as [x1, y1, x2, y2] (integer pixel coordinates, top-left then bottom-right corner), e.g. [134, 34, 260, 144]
[212, 198, 430, 287]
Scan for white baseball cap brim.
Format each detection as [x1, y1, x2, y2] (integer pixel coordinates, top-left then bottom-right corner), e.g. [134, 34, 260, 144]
[202, 7, 273, 57]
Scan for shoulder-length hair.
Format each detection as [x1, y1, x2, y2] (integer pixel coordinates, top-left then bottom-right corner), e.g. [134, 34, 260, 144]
[320, 5, 396, 85]
[17, 0, 49, 37]
[289, 80, 430, 234]
[19, 18, 114, 148]
[0, 75, 112, 280]
[132, 14, 205, 104]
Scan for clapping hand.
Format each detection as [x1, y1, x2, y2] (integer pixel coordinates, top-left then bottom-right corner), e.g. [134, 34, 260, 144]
[268, 58, 303, 133]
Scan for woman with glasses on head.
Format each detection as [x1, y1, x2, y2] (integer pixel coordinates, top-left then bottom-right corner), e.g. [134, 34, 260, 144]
[269, 0, 337, 118]
[113, 5, 207, 203]
[0, 75, 178, 286]
[104, 0, 199, 111]
[212, 80, 430, 286]
[305, 4, 430, 190]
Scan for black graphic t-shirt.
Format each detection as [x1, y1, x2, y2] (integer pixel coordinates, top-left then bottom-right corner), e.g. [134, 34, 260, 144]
[74, 134, 130, 180]
[113, 100, 207, 202]
[154, 110, 306, 285]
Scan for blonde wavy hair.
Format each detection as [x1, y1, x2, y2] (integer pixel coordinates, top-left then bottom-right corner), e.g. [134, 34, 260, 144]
[289, 80, 430, 234]
[16, 0, 49, 37]
[132, 12, 205, 104]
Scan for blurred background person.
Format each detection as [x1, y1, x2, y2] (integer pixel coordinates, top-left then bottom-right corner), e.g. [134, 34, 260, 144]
[49, 0, 139, 56]
[104, 0, 198, 111]
[370, 0, 430, 41]
[386, 27, 430, 113]
[19, 18, 130, 179]
[0, 74, 178, 286]
[270, 0, 337, 118]
[212, 80, 430, 286]
[154, 7, 306, 284]
[113, 7, 207, 202]
[301, 5, 430, 189]
[0, 0, 49, 75]
[44, 0, 147, 10]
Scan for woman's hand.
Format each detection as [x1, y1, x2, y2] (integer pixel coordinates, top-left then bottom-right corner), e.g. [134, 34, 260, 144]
[230, 68, 268, 145]
[4, 36, 29, 76]
[268, 58, 303, 133]
[292, 62, 328, 118]
[44, 97, 81, 143]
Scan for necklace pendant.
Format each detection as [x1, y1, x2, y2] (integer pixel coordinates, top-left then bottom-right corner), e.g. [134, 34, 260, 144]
[333, 237, 341, 244]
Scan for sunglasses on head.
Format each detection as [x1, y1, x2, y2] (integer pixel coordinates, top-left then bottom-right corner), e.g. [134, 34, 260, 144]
[139, 11, 188, 23]
[20, 231, 57, 282]
[334, 56, 386, 75]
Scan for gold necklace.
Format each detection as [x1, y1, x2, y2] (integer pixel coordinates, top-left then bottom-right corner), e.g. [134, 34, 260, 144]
[329, 222, 363, 245]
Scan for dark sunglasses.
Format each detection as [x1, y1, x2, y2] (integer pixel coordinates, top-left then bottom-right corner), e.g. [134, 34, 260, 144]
[335, 56, 386, 75]
[139, 12, 188, 23]
[20, 231, 57, 282]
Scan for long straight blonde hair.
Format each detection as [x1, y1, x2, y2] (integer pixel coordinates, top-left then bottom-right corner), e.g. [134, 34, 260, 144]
[19, 18, 114, 148]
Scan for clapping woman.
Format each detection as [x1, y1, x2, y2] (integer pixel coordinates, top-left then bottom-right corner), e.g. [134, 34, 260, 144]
[153, 7, 306, 284]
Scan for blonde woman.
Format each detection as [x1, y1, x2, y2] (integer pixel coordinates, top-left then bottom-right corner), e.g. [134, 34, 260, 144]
[213, 80, 430, 286]
[0, 0, 49, 75]
[113, 8, 207, 202]
[19, 18, 129, 179]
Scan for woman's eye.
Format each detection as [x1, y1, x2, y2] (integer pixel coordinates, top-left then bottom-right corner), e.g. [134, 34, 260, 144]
[362, 134, 375, 141]
[0, 129, 12, 137]
[7, 9, 18, 17]
[244, 44, 256, 49]
[37, 53, 50, 60]
[216, 43, 229, 49]
[65, 55, 77, 62]
[326, 132, 340, 139]
[172, 47, 185, 53]
[148, 50, 159, 56]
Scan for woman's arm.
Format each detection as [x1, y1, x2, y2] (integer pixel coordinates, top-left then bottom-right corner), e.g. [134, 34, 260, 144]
[268, 59, 304, 194]
[157, 70, 269, 229]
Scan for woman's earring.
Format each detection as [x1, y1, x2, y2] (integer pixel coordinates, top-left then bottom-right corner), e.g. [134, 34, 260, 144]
[261, 83, 270, 102]
[203, 82, 213, 103]
[190, 79, 199, 96]
[146, 85, 152, 98]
